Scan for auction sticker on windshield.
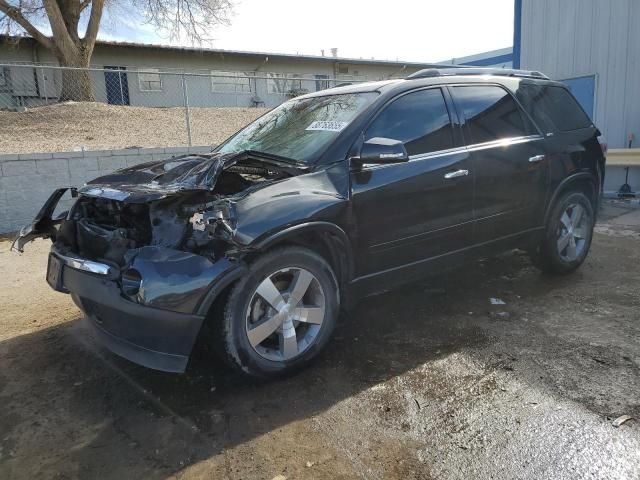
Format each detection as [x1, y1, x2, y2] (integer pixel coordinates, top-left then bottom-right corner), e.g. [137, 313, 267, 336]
[305, 121, 349, 132]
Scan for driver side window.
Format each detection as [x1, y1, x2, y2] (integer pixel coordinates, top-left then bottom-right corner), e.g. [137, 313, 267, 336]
[365, 88, 454, 156]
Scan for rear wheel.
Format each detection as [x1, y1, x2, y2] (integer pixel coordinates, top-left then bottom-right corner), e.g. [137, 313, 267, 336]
[216, 246, 339, 378]
[530, 191, 594, 274]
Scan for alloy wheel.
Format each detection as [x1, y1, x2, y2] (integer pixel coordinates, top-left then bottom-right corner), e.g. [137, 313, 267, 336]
[556, 203, 590, 261]
[245, 267, 326, 362]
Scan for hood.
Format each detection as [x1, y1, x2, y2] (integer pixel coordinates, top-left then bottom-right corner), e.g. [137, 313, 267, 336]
[80, 151, 308, 203]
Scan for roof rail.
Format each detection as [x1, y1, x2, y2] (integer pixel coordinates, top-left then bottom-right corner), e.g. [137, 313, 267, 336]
[406, 67, 549, 80]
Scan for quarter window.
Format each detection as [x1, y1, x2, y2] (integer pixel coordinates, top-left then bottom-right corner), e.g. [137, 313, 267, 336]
[516, 84, 592, 133]
[452, 85, 533, 144]
[365, 88, 454, 156]
[138, 68, 162, 92]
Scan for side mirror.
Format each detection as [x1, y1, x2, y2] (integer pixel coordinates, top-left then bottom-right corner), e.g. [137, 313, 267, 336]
[355, 137, 409, 165]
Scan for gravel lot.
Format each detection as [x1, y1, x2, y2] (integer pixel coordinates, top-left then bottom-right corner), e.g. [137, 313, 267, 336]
[1, 202, 639, 479]
[0, 102, 269, 154]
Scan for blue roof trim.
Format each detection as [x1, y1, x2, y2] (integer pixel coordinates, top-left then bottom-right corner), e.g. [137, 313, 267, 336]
[513, 0, 522, 68]
[460, 53, 514, 67]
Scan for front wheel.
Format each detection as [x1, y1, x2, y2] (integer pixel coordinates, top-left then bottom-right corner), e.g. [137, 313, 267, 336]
[530, 191, 595, 274]
[216, 246, 339, 378]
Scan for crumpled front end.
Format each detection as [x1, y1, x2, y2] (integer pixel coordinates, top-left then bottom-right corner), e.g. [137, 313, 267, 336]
[15, 151, 302, 372]
[49, 242, 243, 372]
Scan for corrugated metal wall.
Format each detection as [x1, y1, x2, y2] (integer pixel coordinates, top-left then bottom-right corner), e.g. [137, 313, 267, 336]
[520, 0, 640, 149]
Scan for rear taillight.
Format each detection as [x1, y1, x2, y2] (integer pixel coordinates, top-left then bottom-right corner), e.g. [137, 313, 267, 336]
[598, 135, 608, 156]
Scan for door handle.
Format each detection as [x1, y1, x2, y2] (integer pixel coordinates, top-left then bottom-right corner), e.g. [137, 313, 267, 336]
[529, 155, 546, 163]
[444, 169, 469, 179]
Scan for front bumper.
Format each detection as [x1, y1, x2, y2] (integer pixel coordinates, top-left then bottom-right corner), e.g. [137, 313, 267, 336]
[50, 245, 245, 372]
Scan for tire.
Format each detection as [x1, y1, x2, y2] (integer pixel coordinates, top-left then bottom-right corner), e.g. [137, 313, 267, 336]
[215, 246, 339, 378]
[530, 191, 595, 275]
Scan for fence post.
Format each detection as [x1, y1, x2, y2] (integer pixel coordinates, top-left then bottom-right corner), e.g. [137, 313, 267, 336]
[118, 69, 124, 105]
[181, 73, 193, 147]
[40, 66, 48, 104]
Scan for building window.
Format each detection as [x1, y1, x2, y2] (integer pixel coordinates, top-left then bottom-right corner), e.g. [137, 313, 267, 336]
[267, 73, 287, 94]
[211, 71, 252, 93]
[290, 74, 303, 91]
[138, 68, 162, 91]
[315, 74, 330, 91]
[266, 73, 303, 94]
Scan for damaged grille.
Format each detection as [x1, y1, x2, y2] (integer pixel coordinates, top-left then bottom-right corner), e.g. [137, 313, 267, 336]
[74, 198, 151, 264]
[55, 154, 298, 266]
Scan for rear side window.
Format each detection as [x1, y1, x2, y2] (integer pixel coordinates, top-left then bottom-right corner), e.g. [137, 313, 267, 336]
[516, 84, 592, 133]
[452, 85, 534, 145]
[365, 88, 454, 156]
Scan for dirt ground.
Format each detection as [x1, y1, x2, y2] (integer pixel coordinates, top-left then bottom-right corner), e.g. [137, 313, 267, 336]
[1, 201, 639, 480]
[0, 102, 268, 154]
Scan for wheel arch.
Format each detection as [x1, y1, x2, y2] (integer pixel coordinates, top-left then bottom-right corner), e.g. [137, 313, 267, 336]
[544, 172, 598, 225]
[251, 222, 354, 295]
[195, 222, 353, 319]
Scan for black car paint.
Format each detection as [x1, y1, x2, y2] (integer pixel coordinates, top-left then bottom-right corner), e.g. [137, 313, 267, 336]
[12, 187, 77, 252]
[16, 74, 604, 373]
[82, 150, 309, 202]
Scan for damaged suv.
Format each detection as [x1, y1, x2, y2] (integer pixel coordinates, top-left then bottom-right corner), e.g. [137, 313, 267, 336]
[15, 68, 605, 378]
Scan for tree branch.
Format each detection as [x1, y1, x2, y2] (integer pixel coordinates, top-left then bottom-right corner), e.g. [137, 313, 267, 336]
[41, 0, 80, 58]
[0, 0, 53, 49]
[83, 0, 104, 47]
[42, 0, 72, 43]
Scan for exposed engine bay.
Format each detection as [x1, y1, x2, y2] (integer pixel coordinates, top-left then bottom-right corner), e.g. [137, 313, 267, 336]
[51, 152, 305, 266]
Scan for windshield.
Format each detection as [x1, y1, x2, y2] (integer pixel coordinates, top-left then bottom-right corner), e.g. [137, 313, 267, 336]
[218, 92, 378, 163]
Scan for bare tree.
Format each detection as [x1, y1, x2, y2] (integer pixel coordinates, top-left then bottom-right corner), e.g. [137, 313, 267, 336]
[0, 0, 233, 101]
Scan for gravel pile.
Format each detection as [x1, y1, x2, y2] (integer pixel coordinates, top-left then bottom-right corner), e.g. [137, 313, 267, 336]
[0, 102, 269, 154]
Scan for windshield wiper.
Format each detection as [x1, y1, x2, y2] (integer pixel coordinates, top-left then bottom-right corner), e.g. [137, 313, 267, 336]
[243, 150, 308, 169]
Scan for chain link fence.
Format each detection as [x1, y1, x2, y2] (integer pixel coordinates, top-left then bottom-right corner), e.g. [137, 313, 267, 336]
[0, 63, 372, 154]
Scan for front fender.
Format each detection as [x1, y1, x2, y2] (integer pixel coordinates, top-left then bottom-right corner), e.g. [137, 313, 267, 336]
[198, 164, 352, 312]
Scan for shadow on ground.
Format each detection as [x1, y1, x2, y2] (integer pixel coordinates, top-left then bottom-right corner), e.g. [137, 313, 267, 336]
[1, 238, 639, 479]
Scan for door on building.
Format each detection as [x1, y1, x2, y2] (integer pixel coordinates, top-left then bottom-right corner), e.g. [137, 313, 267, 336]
[104, 66, 130, 105]
[562, 75, 595, 119]
[315, 75, 330, 92]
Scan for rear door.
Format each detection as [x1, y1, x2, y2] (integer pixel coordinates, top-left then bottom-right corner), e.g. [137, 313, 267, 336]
[450, 84, 548, 243]
[351, 87, 474, 279]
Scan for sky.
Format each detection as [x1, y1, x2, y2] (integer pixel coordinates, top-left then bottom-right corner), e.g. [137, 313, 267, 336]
[24, 0, 514, 63]
[96, 0, 515, 63]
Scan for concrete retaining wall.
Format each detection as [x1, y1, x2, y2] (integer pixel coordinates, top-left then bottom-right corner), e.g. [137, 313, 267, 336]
[0, 146, 213, 234]
[1, 146, 637, 235]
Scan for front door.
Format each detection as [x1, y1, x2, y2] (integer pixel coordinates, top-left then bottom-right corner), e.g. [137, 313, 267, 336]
[450, 85, 548, 242]
[104, 66, 130, 105]
[351, 87, 474, 284]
